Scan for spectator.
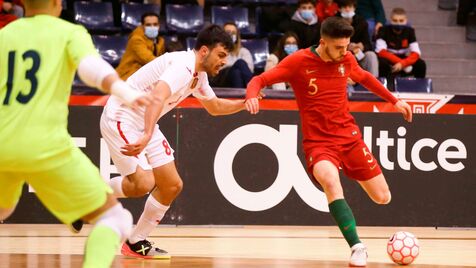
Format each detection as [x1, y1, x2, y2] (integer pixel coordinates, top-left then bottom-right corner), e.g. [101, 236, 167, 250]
[355, 0, 386, 39]
[315, 0, 339, 23]
[116, 12, 165, 80]
[265, 32, 300, 90]
[337, 0, 378, 77]
[288, 0, 321, 49]
[457, 0, 476, 25]
[376, 8, 426, 88]
[209, 22, 254, 88]
[0, 0, 18, 29]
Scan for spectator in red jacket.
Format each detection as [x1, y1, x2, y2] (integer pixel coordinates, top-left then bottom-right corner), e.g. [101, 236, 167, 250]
[315, 0, 338, 23]
[376, 8, 426, 87]
[0, 0, 18, 29]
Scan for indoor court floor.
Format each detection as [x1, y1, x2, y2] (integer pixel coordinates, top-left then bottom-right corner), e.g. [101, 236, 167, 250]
[0, 225, 475, 267]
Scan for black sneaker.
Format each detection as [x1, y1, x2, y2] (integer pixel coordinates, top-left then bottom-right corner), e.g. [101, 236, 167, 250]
[68, 219, 83, 234]
[121, 239, 171, 259]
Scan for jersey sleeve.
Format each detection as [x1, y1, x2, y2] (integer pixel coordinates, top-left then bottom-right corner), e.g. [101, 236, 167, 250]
[66, 25, 99, 67]
[192, 74, 216, 100]
[349, 56, 398, 104]
[159, 63, 192, 95]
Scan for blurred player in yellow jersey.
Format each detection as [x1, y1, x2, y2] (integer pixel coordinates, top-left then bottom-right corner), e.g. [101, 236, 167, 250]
[0, 0, 154, 267]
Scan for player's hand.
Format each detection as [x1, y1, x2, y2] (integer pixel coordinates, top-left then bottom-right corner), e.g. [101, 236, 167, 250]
[394, 100, 413, 122]
[392, 63, 403, 73]
[120, 134, 151, 156]
[245, 97, 260, 114]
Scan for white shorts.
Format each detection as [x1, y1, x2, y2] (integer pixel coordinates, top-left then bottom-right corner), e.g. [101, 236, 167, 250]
[100, 114, 175, 177]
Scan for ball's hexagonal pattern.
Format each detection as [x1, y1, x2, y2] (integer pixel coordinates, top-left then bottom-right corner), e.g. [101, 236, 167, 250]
[387, 231, 420, 265]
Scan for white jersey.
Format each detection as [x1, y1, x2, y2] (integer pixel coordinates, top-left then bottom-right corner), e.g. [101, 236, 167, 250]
[103, 50, 216, 129]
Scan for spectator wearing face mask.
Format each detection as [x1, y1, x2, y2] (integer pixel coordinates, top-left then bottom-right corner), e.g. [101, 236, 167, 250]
[265, 32, 300, 90]
[288, 0, 321, 49]
[337, 0, 378, 77]
[376, 8, 426, 88]
[315, 0, 338, 23]
[209, 22, 254, 88]
[115, 12, 165, 80]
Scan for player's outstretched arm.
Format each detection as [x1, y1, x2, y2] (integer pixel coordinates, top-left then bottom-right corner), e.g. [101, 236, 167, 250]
[394, 100, 413, 122]
[200, 97, 246, 116]
[77, 55, 152, 109]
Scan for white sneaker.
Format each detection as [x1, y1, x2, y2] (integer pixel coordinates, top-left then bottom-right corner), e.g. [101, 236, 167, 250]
[349, 243, 367, 267]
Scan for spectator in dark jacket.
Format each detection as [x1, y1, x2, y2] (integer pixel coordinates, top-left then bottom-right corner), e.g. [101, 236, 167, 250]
[355, 0, 386, 38]
[337, 0, 378, 77]
[288, 0, 321, 49]
[376, 8, 426, 85]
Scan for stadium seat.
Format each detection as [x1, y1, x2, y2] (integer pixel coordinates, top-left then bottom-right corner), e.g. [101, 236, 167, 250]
[91, 35, 128, 67]
[394, 77, 433, 93]
[467, 12, 476, 41]
[438, 0, 457, 10]
[352, 77, 387, 92]
[211, 6, 252, 35]
[165, 4, 204, 35]
[241, 38, 269, 71]
[121, 3, 161, 31]
[74, 1, 120, 33]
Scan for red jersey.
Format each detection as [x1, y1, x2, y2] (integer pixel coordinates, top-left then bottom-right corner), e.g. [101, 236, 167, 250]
[247, 46, 398, 149]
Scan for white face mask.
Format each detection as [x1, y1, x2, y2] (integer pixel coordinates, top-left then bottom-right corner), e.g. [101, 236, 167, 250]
[230, 34, 237, 43]
[144, 26, 159, 39]
[340, 9, 355, 19]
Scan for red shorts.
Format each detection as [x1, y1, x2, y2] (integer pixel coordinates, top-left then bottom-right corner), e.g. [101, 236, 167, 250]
[305, 139, 382, 181]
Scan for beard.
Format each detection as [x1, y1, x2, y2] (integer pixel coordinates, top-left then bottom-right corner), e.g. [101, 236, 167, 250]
[202, 54, 217, 77]
[325, 47, 343, 62]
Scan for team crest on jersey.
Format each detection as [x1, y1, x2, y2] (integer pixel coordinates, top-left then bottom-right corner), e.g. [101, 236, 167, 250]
[338, 64, 345, 76]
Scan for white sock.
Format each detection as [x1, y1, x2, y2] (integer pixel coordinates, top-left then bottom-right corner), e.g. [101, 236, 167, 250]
[108, 176, 126, 198]
[129, 194, 169, 244]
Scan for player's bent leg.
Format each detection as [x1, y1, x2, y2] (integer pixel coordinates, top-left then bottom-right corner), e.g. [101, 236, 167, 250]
[358, 173, 392, 205]
[312, 161, 366, 266]
[312, 160, 343, 202]
[82, 194, 133, 268]
[116, 166, 156, 198]
[151, 161, 183, 205]
[121, 161, 181, 259]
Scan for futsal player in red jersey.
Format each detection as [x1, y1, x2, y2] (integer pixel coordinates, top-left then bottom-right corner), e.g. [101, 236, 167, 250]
[245, 17, 412, 266]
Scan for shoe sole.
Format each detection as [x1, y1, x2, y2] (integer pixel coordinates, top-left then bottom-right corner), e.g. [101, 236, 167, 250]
[121, 244, 171, 260]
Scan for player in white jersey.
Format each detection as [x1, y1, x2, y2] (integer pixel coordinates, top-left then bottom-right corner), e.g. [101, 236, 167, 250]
[100, 25, 246, 259]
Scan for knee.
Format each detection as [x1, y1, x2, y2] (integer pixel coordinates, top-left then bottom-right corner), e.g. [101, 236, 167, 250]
[128, 176, 155, 197]
[374, 191, 392, 205]
[0, 206, 16, 221]
[233, 59, 248, 69]
[167, 179, 183, 198]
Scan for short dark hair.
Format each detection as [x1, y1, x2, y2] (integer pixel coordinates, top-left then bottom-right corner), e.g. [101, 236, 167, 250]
[320, 17, 354, 38]
[195, 24, 234, 52]
[141, 12, 159, 24]
[391, 7, 407, 16]
[298, 0, 315, 6]
[337, 0, 356, 8]
[274, 31, 300, 61]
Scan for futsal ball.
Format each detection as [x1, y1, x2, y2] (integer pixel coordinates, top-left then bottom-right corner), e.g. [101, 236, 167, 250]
[387, 231, 420, 265]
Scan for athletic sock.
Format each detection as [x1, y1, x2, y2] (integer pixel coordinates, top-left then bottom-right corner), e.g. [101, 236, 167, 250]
[129, 194, 169, 244]
[83, 226, 120, 268]
[329, 199, 361, 247]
